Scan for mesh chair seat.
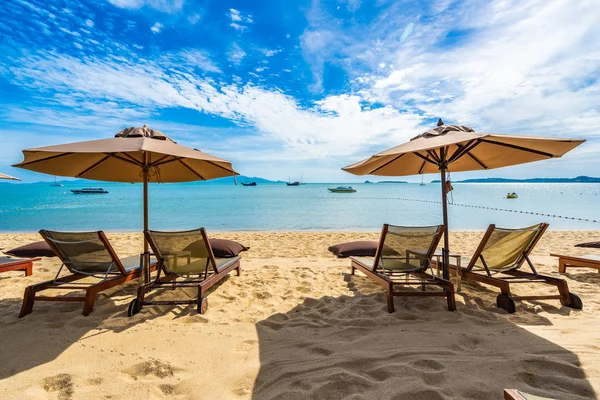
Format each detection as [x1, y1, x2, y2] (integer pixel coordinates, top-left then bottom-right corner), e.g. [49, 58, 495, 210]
[469, 225, 543, 272]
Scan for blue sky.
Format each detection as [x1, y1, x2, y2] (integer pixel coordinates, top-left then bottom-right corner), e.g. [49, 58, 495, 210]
[0, 0, 599, 182]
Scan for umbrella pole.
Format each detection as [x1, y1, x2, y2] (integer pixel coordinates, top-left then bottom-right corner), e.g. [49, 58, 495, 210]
[143, 153, 150, 283]
[440, 168, 450, 281]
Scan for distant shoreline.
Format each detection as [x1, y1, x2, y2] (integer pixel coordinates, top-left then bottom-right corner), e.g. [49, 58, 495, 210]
[431, 176, 600, 184]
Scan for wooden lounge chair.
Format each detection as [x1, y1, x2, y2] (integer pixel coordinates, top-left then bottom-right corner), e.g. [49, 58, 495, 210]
[349, 224, 456, 313]
[19, 230, 155, 317]
[127, 228, 241, 316]
[454, 223, 582, 313]
[0, 256, 40, 276]
[550, 253, 600, 274]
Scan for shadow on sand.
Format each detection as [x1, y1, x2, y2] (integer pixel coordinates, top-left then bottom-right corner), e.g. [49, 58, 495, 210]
[0, 275, 232, 381]
[252, 273, 594, 399]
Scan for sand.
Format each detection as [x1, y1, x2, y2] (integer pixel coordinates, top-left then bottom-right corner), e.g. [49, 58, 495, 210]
[0, 230, 599, 399]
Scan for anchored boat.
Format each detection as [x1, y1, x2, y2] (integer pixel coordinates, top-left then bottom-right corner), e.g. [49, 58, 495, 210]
[71, 188, 109, 194]
[241, 182, 257, 186]
[328, 186, 357, 193]
[506, 192, 518, 199]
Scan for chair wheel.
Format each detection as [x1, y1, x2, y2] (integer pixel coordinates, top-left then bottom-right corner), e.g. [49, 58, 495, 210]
[496, 293, 516, 314]
[127, 298, 141, 317]
[561, 292, 583, 310]
[198, 297, 208, 314]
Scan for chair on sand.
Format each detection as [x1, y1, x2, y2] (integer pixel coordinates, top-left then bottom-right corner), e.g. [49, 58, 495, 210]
[454, 223, 582, 313]
[0, 256, 40, 276]
[19, 230, 154, 317]
[550, 253, 600, 274]
[127, 228, 241, 316]
[349, 224, 456, 313]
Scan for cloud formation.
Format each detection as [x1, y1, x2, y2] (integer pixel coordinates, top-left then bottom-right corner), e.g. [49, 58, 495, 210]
[1, 0, 599, 182]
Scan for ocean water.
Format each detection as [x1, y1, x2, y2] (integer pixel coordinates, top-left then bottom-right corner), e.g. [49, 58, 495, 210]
[0, 182, 599, 232]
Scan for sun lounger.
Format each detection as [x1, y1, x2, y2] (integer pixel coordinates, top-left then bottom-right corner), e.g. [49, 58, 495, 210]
[0, 256, 40, 276]
[349, 224, 456, 313]
[19, 230, 155, 317]
[127, 228, 241, 316]
[550, 253, 600, 273]
[453, 223, 582, 313]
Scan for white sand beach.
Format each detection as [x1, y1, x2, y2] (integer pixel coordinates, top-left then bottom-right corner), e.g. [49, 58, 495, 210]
[0, 230, 599, 399]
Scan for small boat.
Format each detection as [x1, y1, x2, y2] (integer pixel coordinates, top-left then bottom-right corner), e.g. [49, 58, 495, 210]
[241, 182, 256, 186]
[328, 186, 357, 193]
[506, 192, 518, 199]
[50, 176, 63, 187]
[71, 188, 109, 194]
[420, 175, 425, 186]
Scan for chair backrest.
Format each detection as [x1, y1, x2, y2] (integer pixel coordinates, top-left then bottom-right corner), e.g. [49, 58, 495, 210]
[40, 230, 126, 275]
[468, 223, 548, 272]
[372, 224, 445, 272]
[144, 228, 217, 276]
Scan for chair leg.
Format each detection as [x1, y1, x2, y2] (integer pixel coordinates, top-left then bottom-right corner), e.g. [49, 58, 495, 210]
[556, 279, 572, 305]
[24, 264, 33, 277]
[446, 287, 457, 311]
[82, 288, 97, 316]
[19, 287, 36, 318]
[236, 266, 241, 276]
[386, 282, 395, 313]
[351, 265, 355, 276]
[558, 259, 567, 273]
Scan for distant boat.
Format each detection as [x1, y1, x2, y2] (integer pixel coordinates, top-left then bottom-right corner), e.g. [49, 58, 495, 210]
[328, 186, 357, 193]
[241, 182, 257, 186]
[50, 177, 63, 187]
[506, 192, 518, 199]
[287, 176, 300, 186]
[420, 176, 425, 186]
[71, 188, 109, 194]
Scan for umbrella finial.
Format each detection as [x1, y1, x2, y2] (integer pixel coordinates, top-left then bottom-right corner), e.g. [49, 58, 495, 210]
[437, 118, 444, 127]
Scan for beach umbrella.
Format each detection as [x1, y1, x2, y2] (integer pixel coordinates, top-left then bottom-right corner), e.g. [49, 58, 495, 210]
[13, 125, 238, 280]
[0, 172, 19, 181]
[342, 119, 585, 281]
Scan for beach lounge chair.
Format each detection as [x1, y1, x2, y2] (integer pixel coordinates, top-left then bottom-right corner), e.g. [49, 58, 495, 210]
[0, 256, 40, 276]
[550, 253, 600, 273]
[19, 230, 154, 317]
[349, 224, 456, 313]
[127, 228, 241, 316]
[454, 223, 582, 313]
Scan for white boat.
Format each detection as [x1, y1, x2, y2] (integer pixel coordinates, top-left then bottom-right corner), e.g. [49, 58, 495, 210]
[50, 176, 63, 187]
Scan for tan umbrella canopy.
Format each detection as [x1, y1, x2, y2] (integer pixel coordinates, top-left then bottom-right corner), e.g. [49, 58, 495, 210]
[0, 172, 19, 181]
[14, 125, 238, 278]
[343, 119, 585, 280]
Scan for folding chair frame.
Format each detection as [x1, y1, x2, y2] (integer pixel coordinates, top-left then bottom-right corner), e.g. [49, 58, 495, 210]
[456, 223, 582, 313]
[350, 224, 456, 313]
[128, 228, 241, 316]
[19, 230, 153, 317]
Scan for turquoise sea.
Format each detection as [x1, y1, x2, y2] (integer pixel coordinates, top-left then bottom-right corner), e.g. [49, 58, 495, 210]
[0, 182, 599, 232]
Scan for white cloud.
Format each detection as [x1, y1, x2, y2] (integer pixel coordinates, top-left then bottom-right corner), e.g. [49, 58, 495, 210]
[108, 0, 184, 13]
[227, 43, 246, 64]
[85, 19, 94, 28]
[228, 8, 254, 31]
[188, 13, 201, 24]
[7, 51, 426, 162]
[150, 22, 163, 34]
[259, 48, 282, 57]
